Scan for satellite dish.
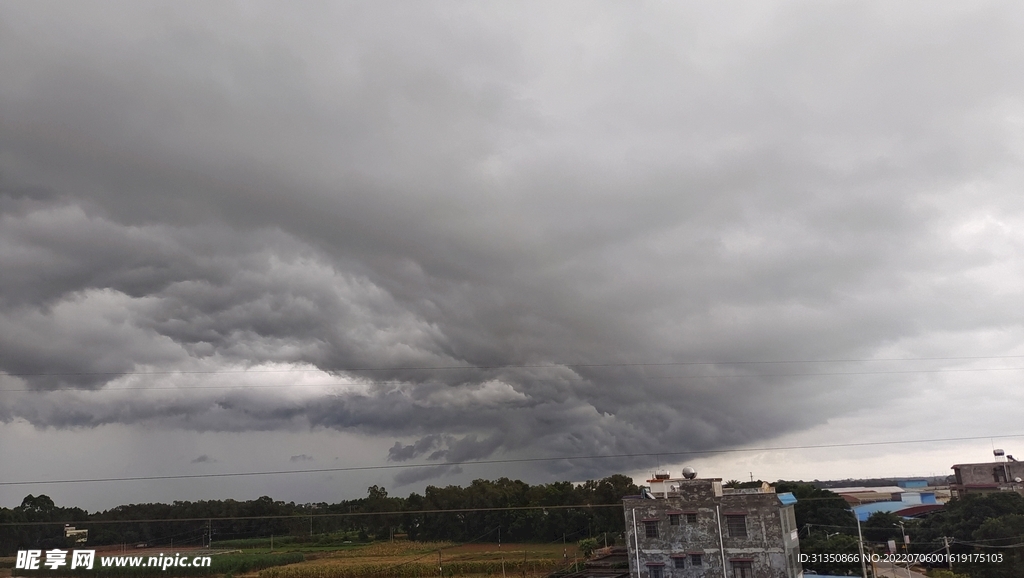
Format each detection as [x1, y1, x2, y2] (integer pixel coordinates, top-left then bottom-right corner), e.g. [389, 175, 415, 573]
[1015, 477, 1022, 483]
[682, 467, 697, 479]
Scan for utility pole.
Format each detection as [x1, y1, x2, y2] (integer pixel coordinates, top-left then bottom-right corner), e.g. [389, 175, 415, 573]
[852, 510, 867, 578]
[943, 536, 953, 572]
[499, 526, 506, 578]
[896, 521, 911, 578]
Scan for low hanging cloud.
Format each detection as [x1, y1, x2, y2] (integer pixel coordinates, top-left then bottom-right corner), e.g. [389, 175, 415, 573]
[1, 1, 1024, 492]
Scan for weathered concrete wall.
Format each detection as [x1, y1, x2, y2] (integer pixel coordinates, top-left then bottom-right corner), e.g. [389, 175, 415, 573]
[955, 461, 1024, 484]
[623, 480, 799, 578]
[952, 461, 1024, 498]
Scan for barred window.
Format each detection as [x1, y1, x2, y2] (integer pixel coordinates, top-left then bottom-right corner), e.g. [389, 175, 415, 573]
[732, 561, 753, 578]
[669, 514, 680, 526]
[648, 566, 663, 578]
[685, 513, 697, 524]
[644, 521, 659, 538]
[690, 554, 702, 566]
[726, 515, 747, 538]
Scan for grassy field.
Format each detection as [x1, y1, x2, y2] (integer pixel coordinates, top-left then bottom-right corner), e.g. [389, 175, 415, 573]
[6, 552, 305, 577]
[1, 539, 581, 578]
[257, 540, 581, 578]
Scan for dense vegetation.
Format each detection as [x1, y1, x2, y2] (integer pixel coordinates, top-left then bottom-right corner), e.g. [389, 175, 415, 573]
[0, 475, 638, 555]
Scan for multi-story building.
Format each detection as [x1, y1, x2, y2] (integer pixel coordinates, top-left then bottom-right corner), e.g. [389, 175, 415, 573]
[951, 449, 1024, 499]
[622, 471, 801, 578]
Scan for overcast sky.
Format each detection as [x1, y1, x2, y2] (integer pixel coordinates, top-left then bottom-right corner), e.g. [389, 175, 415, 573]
[2, 1, 1024, 512]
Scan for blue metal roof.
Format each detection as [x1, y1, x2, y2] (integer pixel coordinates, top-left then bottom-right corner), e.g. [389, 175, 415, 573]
[778, 492, 798, 505]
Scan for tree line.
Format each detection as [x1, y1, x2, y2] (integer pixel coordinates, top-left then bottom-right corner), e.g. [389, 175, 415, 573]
[0, 475, 638, 554]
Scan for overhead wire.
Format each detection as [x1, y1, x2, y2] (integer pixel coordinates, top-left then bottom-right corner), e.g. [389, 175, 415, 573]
[1, 433, 1020, 487]
[0, 503, 621, 527]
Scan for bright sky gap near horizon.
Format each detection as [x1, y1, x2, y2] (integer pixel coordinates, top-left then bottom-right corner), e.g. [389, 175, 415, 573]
[2, 1, 1024, 512]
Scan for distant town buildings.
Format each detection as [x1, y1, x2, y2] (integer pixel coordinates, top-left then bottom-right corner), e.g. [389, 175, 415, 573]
[827, 481, 945, 521]
[623, 470, 800, 578]
[951, 449, 1024, 499]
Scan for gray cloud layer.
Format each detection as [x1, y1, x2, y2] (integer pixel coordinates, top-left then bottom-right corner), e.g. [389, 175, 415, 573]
[2, 2, 1024, 486]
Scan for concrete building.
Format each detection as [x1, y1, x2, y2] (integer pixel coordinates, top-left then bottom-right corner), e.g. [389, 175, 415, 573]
[951, 449, 1024, 499]
[623, 471, 801, 578]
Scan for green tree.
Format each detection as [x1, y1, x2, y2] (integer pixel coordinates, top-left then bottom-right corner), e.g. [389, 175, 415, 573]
[799, 533, 861, 574]
[961, 513, 1024, 577]
[862, 512, 904, 544]
[578, 537, 599, 558]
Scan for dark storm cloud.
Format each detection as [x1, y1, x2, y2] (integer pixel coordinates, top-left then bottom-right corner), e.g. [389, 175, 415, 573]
[389, 434, 447, 462]
[1, 1, 1024, 487]
[393, 465, 464, 487]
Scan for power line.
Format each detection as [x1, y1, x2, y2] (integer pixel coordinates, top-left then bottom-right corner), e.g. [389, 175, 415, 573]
[953, 537, 1024, 549]
[0, 499, 864, 528]
[5, 354, 1024, 378]
[0, 503, 622, 527]
[2, 433, 1020, 487]
[0, 495, 942, 529]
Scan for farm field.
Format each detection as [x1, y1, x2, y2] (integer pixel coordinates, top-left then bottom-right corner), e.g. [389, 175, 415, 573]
[2, 539, 583, 578]
[256, 540, 581, 578]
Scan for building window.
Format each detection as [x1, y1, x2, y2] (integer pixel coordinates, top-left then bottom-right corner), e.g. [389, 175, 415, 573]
[673, 557, 685, 569]
[994, 467, 1008, 483]
[648, 565, 664, 578]
[731, 561, 753, 578]
[690, 554, 702, 566]
[725, 515, 747, 538]
[644, 521, 659, 538]
[669, 514, 680, 526]
[686, 513, 697, 524]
